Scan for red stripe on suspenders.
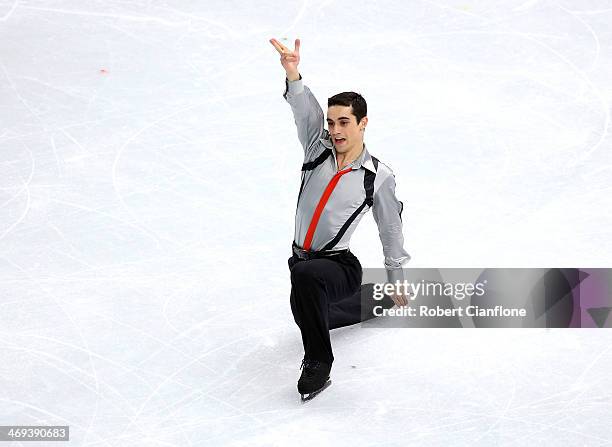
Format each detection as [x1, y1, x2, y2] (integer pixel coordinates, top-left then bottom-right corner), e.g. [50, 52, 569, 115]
[302, 167, 352, 251]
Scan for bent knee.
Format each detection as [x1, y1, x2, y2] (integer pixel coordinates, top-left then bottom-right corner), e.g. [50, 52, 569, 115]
[290, 260, 321, 284]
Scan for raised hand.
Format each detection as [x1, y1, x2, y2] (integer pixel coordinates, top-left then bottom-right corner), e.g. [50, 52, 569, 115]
[270, 38, 301, 80]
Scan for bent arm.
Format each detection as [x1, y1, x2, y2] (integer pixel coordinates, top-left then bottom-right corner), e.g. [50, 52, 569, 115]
[283, 74, 326, 154]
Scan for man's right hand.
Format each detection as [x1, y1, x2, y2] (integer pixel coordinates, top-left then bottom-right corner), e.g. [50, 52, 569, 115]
[269, 37, 301, 81]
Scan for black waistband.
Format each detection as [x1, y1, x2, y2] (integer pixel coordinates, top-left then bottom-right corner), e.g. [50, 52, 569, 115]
[292, 242, 349, 260]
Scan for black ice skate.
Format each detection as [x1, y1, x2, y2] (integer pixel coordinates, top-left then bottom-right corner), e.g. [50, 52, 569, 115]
[298, 359, 332, 402]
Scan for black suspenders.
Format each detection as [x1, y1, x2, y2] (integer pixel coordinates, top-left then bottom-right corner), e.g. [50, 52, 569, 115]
[297, 148, 333, 204]
[302, 148, 333, 172]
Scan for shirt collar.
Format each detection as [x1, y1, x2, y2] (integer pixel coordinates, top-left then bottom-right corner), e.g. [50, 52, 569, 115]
[319, 136, 377, 173]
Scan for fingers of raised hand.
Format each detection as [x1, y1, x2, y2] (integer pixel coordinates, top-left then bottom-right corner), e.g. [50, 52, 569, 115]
[269, 38, 289, 54]
[281, 53, 298, 62]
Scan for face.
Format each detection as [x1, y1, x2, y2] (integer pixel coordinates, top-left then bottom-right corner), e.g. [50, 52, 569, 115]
[326, 105, 367, 154]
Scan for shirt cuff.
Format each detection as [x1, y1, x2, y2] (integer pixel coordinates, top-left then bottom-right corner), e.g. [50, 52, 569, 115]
[284, 74, 304, 98]
[386, 267, 405, 286]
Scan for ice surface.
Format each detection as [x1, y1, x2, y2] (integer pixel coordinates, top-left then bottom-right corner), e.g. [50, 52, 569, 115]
[1, 0, 612, 445]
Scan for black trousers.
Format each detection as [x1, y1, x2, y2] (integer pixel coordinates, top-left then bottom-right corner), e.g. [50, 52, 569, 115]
[288, 250, 395, 365]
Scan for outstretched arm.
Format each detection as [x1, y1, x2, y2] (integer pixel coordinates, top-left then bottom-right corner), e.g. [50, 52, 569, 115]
[269, 38, 326, 153]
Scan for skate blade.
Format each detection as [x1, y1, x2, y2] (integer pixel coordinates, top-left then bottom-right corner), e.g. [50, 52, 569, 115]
[300, 380, 331, 403]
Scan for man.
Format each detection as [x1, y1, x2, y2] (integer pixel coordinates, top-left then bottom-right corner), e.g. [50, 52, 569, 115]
[270, 37, 411, 401]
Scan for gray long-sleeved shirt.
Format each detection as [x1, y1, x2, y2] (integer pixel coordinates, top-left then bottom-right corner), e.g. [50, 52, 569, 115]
[284, 76, 410, 283]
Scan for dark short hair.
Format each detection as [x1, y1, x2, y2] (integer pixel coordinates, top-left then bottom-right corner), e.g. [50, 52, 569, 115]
[328, 92, 367, 124]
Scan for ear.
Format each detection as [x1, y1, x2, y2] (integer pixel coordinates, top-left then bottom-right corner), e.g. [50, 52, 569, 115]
[360, 116, 368, 130]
